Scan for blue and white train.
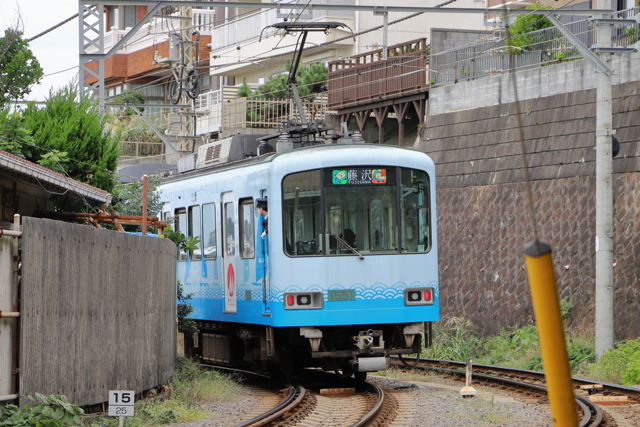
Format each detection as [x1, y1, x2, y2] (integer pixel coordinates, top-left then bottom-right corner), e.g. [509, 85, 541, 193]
[160, 135, 439, 377]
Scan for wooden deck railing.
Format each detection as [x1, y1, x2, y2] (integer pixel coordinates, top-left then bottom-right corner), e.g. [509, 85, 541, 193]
[327, 39, 429, 109]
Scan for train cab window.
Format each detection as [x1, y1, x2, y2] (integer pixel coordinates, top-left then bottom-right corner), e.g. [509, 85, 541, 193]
[400, 168, 431, 253]
[324, 167, 398, 254]
[282, 166, 430, 256]
[202, 203, 217, 259]
[224, 202, 235, 257]
[188, 205, 202, 260]
[174, 208, 187, 261]
[282, 170, 322, 255]
[239, 199, 255, 259]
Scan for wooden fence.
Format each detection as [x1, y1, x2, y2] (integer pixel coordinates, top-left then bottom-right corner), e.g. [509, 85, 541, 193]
[328, 38, 429, 109]
[19, 217, 177, 407]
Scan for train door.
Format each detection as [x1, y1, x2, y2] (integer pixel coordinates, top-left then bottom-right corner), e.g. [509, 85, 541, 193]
[222, 192, 237, 314]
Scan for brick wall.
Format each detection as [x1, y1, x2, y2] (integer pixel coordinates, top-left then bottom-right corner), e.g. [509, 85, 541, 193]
[85, 35, 211, 85]
[418, 82, 640, 339]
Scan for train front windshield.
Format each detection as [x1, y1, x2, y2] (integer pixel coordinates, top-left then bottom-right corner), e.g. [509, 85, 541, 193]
[283, 167, 431, 256]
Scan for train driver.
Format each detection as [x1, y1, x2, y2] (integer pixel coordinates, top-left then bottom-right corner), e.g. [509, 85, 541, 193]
[256, 198, 268, 238]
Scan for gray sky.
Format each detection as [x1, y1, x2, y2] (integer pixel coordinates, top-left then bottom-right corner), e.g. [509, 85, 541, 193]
[2, 0, 79, 101]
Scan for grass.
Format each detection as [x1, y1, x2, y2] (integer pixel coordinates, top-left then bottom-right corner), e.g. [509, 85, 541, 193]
[415, 310, 640, 387]
[85, 357, 241, 426]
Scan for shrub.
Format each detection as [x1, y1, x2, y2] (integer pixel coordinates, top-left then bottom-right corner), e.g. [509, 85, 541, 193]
[587, 339, 640, 384]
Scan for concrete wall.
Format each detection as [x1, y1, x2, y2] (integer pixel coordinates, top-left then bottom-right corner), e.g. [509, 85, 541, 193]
[428, 51, 640, 115]
[19, 218, 178, 407]
[417, 78, 640, 339]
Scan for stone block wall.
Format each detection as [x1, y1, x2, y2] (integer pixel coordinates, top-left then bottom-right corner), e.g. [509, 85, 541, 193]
[418, 82, 640, 339]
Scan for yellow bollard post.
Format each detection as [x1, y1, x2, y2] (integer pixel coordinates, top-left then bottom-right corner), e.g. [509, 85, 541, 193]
[524, 241, 578, 427]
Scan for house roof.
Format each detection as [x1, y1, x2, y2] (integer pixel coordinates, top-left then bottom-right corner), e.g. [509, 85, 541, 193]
[0, 150, 112, 205]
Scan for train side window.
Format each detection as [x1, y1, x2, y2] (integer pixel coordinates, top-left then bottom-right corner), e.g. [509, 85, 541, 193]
[188, 205, 202, 260]
[400, 168, 431, 253]
[202, 203, 217, 259]
[282, 170, 321, 256]
[174, 208, 187, 261]
[224, 202, 235, 257]
[239, 198, 255, 259]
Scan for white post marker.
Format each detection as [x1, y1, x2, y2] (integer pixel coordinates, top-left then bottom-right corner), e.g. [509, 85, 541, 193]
[460, 358, 477, 398]
[109, 390, 135, 427]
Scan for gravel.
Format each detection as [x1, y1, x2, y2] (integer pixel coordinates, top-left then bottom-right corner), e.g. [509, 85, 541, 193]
[368, 375, 553, 427]
[166, 372, 554, 426]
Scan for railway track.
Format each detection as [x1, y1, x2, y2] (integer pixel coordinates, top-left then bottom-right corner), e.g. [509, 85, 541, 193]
[389, 356, 640, 427]
[207, 366, 387, 426]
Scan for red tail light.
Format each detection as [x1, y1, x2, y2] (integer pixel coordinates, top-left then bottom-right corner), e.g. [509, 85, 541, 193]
[424, 290, 432, 301]
[287, 295, 295, 306]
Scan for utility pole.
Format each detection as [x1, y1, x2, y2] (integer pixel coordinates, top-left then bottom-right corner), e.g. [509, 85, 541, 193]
[594, 1, 615, 360]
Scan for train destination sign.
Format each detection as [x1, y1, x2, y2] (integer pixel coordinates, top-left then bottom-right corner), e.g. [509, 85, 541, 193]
[327, 168, 394, 186]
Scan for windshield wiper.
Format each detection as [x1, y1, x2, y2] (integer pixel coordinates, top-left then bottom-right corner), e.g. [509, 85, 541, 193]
[334, 234, 364, 260]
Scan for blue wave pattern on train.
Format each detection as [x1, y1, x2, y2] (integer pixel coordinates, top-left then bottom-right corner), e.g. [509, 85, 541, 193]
[160, 139, 439, 376]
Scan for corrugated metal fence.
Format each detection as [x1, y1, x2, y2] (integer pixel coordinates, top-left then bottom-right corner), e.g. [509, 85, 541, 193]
[19, 217, 177, 407]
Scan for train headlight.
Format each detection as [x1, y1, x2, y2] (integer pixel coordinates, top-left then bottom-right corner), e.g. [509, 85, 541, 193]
[284, 291, 324, 309]
[404, 287, 435, 306]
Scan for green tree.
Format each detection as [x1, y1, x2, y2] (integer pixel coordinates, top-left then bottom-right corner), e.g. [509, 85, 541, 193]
[506, 2, 556, 53]
[111, 173, 163, 219]
[0, 109, 35, 158]
[0, 27, 44, 108]
[113, 90, 146, 116]
[21, 84, 119, 195]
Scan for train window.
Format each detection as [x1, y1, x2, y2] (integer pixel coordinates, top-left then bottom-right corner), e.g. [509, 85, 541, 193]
[282, 170, 321, 255]
[188, 205, 202, 260]
[224, 202, 235, 257]
[174, 208, 187, 261]
[239, 199, 255, 259]
[324, 167, 398, 254]
[202, 203, 217, 259]
[400, 168, 431, 253]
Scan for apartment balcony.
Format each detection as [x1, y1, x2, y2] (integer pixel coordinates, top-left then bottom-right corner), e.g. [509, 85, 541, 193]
[209, 0, 355, 76]
[194, 86, 329, 136]
[327, 38, 429, 110]
[93, 9, 216, 54]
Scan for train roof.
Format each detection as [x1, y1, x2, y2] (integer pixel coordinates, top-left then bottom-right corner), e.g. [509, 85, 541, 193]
[162, 143, 431, 184]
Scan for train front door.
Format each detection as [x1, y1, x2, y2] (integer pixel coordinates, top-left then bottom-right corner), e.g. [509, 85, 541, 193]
[222, 192, 237, 314]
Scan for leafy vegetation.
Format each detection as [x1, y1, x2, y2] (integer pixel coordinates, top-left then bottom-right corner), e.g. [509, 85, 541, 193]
[87, 358, 240, 426]
[21, 84, 120, 196]
[586, 339, 640, 385]
[111, 174, 164, 232]
[420, 297, 606, 379]
[177, 280, 198, 336]
[505, 2, 556, 54]
[0, 27, 44, 109]
[0, 393, 83, 426]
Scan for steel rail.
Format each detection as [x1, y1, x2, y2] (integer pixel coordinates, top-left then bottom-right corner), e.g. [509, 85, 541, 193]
[351, 381, 385, 427]
[397, 358, 640, 400]
[389, 357, 603, 427]
[234, 384, 305, 427]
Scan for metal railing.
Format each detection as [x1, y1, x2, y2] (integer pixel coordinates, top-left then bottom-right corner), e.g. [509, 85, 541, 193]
[432, 8, 639, 85]
[96, 9, 216, 53]
[118, 141, 165, 157]
[195, 90, 329, 134]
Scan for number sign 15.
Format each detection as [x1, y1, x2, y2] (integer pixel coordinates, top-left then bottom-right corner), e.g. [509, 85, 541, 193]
[108, 390, 135, 417]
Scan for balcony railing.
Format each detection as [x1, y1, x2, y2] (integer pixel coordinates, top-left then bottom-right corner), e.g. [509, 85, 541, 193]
[327, 39, 429, 109]
[195, 89, 329, 134]
[209, 0, 354, 51]
[433, 8, 640, 85]
[94, 9, 216, 53]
